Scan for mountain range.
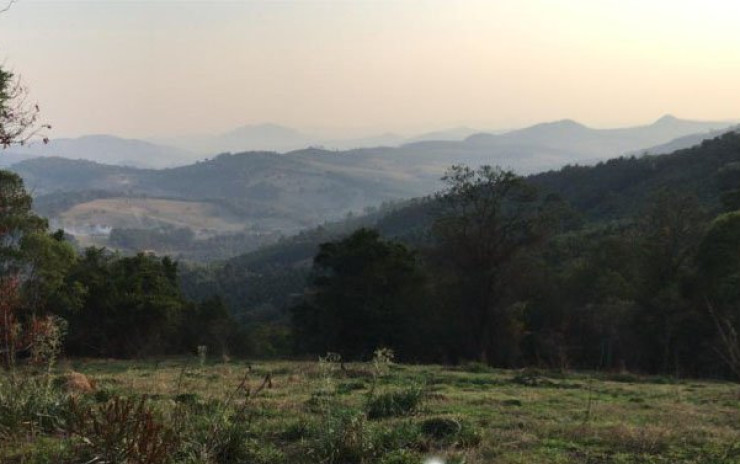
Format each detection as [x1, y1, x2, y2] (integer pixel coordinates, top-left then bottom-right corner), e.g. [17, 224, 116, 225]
[156, 124, 484, 155]
[4, 115, 738, 259]
[4, 116, 733, 171]
[2, 124, 482, 169]
[2, 134, 194, 169]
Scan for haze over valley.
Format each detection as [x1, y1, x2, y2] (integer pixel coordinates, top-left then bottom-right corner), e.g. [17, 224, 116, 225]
[5, 115, 736, 259]
[2, 0, 739, 262]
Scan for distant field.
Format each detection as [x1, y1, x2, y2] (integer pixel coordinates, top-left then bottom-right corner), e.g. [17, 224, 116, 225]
[58, 197, 247, 237]
[2, 359, 739, 463]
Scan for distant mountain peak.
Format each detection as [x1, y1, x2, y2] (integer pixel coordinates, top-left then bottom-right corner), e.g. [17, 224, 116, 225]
[515, 119, 589, 135]
[546, 119, 587, 129]
[653, 114, 681, 125]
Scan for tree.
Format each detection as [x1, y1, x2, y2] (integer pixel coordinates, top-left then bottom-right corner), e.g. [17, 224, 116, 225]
[0, 171, 47, 261]
[0, 171, 77, 309]
[291, 228, 426, 360]
[0, 67, 49, 148]
[59, 250, 190, 357]
[432, 165, 545, 365]
[1, 0, 48, 148]
[181, 296, 247, 358]
[695, 212, 740, 378]
[632, 190, 707, 373]
[0, 171, 75, 366]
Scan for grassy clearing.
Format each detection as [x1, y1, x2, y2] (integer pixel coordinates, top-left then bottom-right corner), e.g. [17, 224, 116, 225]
[60, 197, 246, 236]
[1, 358, 739, 463]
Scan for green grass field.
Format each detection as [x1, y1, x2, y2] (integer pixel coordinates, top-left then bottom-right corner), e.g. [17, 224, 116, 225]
[2, 358, 740, 463]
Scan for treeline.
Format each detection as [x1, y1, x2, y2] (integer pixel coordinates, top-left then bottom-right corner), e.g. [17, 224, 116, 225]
[0, 171, 247, 359]
[58, 250, 249, 358]
[290, 162, 740, 378]
[5, 131, 740, 378]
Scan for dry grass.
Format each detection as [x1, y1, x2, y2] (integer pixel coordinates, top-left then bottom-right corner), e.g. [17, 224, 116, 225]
[59, 197, 246, 237]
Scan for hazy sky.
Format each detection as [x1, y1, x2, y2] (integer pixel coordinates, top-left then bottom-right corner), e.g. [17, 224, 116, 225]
[1, 0, 739, 138]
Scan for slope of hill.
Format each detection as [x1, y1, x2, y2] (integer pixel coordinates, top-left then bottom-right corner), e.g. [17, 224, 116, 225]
[185, 131, 740, 317]
[406, 126, 481, 143]
[12, 157, 138, 194]
[633, 124, 740, 156]
[531, 130, 740, 214]
[464, 115, 733, 166]
[59, 197, 246, 236]
[159, 124, 477, 154]
[5, 134, 195, 168]
[10, 151, 432, 257]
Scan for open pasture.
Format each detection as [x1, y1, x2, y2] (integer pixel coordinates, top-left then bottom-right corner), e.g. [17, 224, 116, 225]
[2, 359, 739, 463]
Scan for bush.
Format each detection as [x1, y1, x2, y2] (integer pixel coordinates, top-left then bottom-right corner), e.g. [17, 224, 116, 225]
[366, 386, 424, 419]
[371, 420, 424, 452]
[420, 417, 462, 439]
[419, 417, 481, 448]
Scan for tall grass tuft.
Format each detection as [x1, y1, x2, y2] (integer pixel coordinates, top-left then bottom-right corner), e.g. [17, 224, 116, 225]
[366, 386, 425, 419]
[68, 396, 177, 464]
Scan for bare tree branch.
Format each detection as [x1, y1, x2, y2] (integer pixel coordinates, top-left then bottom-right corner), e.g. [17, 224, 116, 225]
[0, 70, 51, 148]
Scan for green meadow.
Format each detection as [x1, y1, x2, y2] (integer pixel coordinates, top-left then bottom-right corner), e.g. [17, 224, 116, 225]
[2, 358, 739, 463]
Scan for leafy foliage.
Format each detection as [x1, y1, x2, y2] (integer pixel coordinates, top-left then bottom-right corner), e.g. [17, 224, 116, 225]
[282, 134, 740, 377]
[292, 228, 427, 360]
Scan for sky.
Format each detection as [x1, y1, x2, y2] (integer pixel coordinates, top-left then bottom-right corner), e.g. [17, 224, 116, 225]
[0, 0, 739, 139]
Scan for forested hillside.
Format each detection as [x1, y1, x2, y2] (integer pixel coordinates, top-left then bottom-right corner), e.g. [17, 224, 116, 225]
[181, 131, 740, 377]
[191, 131, 740, 307]
[530, 131, 740, 220]
[4, 125, 740, 375]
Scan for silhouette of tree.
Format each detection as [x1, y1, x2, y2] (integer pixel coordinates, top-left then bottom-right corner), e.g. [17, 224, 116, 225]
[0, 68, 50, 148]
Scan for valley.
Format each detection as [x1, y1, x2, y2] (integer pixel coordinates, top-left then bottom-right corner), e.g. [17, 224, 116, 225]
[7, 117, 738, 261]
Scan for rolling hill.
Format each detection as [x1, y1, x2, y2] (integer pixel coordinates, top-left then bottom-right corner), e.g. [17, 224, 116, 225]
[4, 134, 194, 168]
[180, 130, 740, 318]
[7, 116, 738, 260]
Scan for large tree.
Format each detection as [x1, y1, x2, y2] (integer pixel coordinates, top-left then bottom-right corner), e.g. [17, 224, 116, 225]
[0, 171, 76, 308]
[631, 190, 707, 373]
[432, 165, 546, 365]
[59, 250, 189, 357]
[292, 228, 426, 360]
[695, 212, 740, 378]
[0, 171, 76, 365]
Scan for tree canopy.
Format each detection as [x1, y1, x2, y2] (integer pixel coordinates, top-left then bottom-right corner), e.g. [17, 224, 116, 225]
[292, 228, 426, 360]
